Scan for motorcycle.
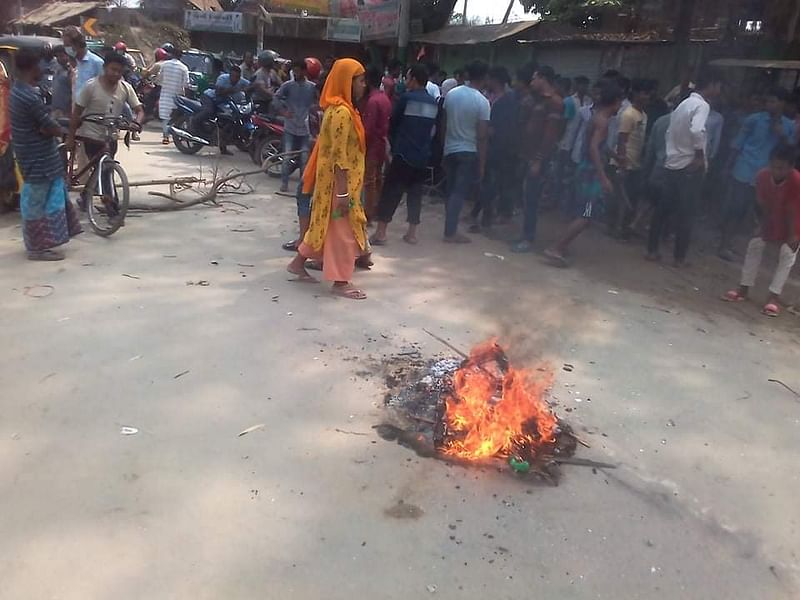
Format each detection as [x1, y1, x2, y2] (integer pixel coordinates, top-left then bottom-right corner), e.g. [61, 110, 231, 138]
[134, 74, 159, 121]
[250, 109, 322, 179]
[168, 92, 256, 155]
[249, 112, 284, 174]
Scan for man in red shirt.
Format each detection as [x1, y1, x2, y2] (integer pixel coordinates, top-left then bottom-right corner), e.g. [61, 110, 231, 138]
[360, 65, 392, 221]
[723, 144, 800, 316]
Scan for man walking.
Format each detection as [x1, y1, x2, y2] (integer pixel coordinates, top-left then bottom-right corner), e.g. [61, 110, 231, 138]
[274, 59, 318, 194]
[471, 66, 518, 231]
[723, 144, 800, 317]
[61, 26, 103, 99]
[511, 66, 564, 253]
[156, 46, 189, 144]
[718, 87, 795, 260]
[646, 72, 723, 266]
[240, 51, 257, 81]
[50, 45, 73, 118]
[612, 78, 654, 239]
[10, 49, 82, 260]
[441, 60, 490, 243]
[371, 64, 439, 245]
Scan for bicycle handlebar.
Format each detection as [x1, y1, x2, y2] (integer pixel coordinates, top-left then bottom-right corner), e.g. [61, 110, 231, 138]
[81, 114, 141, 132]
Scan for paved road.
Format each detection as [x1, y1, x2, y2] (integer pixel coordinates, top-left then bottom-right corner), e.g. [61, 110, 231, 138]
[1, 128, 798, 599]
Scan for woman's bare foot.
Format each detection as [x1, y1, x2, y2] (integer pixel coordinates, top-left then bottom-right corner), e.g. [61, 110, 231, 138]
[287, 255, 317, 282]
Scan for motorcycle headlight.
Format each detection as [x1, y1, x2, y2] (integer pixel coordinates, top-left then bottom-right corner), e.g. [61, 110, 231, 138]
[240, 102, 253, 115]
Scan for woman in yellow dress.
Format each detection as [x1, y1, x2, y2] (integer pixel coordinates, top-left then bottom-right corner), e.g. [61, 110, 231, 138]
[287, 58, 368, 300]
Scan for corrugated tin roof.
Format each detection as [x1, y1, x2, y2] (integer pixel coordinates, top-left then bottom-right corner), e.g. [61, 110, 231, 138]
[414, 21, 722, 46]
[412, 21, 539, 45]
[13, 2, 101, 26]
[186, 0, 224, 11]
[709, 58, 800, 70]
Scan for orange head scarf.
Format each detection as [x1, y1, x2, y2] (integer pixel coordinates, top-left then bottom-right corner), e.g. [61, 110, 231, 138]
[302, 58, 366, 194]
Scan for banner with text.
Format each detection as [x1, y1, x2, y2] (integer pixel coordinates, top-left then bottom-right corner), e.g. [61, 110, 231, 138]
[184, 11, 246, 33]
[268, 0, 330, 15]
[357, 0, 398, 40]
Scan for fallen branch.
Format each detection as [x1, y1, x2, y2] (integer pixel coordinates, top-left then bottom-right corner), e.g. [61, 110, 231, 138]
[768, 378, 800, 399]
[130, 167, 265, 212]
[551, 456, 617, 469]
[334, 428, 368, 436]
[422, 328, 468, 359]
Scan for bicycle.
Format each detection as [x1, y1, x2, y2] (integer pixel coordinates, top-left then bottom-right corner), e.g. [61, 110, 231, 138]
[61, 114, 139, 237]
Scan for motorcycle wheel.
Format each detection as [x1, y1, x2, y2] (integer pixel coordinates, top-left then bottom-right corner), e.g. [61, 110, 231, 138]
[253, 135, 282, 174]
[171, 115, 204, 155]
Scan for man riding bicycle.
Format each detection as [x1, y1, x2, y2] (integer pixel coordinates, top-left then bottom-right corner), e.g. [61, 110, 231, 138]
[66, 53, 144, 208]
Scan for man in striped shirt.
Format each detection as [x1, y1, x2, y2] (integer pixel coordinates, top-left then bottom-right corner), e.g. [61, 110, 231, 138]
[156, 47, 189, 144]
[10, 49, 81, 260]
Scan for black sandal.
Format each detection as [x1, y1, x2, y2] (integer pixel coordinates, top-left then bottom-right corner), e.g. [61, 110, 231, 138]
[282, 240, 298, 252]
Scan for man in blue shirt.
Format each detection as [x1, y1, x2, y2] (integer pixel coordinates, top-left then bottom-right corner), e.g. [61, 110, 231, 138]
[371, 64, 439, 245]
[719, 88, 795, 260]
[61, 26, 103, 99]
[470, 65, 518, 231]
[274, 59, 318, 193]
[193, 65, 251, 155]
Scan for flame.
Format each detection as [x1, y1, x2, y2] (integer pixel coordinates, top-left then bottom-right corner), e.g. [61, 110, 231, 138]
[442, 341, 557, 460]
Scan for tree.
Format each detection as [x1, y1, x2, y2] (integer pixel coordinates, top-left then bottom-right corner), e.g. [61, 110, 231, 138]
[518, 0, 633, 25]
[412, 0, 460, 32]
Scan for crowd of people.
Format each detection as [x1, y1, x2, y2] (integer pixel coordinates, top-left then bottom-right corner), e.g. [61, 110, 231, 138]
[8, 38, 800, 314]
[283, 57, 800, 313]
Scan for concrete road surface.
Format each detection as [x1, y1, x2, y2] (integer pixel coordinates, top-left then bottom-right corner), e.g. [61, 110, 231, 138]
[1, 128, 798, 599]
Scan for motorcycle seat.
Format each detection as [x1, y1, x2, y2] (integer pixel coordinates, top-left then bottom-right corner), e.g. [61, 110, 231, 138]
[177, 96, 203, 111]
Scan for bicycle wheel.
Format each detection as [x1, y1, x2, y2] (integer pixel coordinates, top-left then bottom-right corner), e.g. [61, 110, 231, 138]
[85, 160, 129, 237]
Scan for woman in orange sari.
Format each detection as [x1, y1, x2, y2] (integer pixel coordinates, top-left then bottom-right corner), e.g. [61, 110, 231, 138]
[287, 58, 368, 300]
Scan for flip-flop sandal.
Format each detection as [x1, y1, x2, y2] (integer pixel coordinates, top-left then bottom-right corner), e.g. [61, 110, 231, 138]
[282, 240, 298, 252]
[543, 248, 569, 267]
[369, 237, 387, 246]
[722, 290, 746, 302]
[332, 286, 367, 300]
[402, 234, 418, 245]
[762, 303, 780, 317]
[306, 260, 323, 271]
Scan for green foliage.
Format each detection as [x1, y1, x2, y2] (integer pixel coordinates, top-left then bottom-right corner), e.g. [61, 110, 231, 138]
[519, 0, 633, 20]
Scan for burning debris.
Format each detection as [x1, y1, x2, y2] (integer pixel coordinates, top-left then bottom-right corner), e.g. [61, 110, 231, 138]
[378, 340, 609, 484]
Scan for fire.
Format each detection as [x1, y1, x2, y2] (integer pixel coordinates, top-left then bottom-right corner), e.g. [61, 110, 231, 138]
[441, 341, 558, 461]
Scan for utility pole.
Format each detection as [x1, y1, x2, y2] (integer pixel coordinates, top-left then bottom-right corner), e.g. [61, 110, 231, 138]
[502, 0, 514, 24]
[462, 0, 468, 25]
[398, 0, 411, 63]
[787, 0, 800, 45]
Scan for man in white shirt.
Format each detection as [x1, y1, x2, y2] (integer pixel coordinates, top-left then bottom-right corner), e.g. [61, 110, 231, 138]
[646, 72, 723, 266]
[424, 63, 442, 99]
[157, 47, 189, 144]
[442, 61, 490, 242]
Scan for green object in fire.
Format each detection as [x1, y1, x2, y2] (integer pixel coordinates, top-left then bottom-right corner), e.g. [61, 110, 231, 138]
[509, 457, 530, 473]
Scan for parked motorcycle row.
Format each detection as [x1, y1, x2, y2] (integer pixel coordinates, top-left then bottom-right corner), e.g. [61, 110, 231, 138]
[165, 92, 321, 178]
